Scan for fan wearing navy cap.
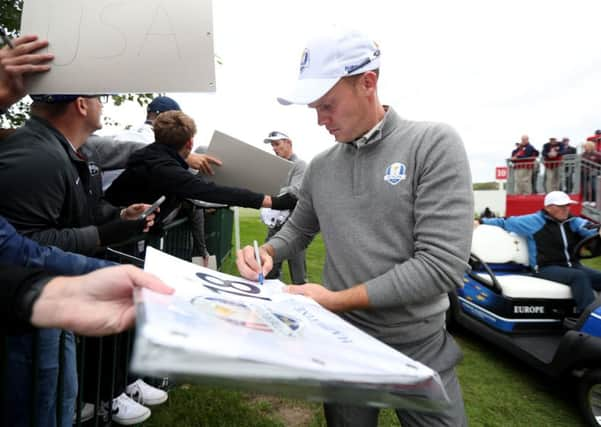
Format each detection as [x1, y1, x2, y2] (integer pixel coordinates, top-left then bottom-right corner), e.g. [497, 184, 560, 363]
[113, 95, 181, 144]
[237, 28, 473, 426]
[109, 95, 222, 175]
[84, 96, 222, 197]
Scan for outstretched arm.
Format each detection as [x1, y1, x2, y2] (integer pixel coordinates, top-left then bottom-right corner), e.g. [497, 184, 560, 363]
[31, 265, 173, 336]
[0, 215, 115, 275]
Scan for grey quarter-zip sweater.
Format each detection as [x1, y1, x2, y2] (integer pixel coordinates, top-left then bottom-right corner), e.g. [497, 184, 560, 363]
[269, 107, 473, 345]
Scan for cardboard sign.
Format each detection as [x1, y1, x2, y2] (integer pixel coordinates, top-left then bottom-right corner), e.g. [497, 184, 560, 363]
[21, 0, 216, 93]
[207, 130, 293, 196]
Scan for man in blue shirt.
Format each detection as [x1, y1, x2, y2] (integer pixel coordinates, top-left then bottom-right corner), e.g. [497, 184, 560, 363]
[480, 191, 601, 315]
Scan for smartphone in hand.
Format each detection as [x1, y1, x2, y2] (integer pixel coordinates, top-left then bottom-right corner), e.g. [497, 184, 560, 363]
[138, 195, 166, 220]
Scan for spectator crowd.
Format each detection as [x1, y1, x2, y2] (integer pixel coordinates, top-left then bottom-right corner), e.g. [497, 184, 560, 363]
[0, 34, 298, 426]
[509, 131, 601, 203]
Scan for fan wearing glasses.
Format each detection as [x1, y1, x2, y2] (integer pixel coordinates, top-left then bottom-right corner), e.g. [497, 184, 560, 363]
[0, 92, 154, 253]
[0, 89, 160, 424]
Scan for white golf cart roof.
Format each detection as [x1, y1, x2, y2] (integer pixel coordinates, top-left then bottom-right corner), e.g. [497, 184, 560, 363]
[471, 224, 573, 300]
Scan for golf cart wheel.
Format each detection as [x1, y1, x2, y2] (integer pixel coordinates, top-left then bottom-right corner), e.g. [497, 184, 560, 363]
[579, 369, 601, 426]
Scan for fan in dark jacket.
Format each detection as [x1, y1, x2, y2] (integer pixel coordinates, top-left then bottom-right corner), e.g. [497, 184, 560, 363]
[105, 111, 296, 221]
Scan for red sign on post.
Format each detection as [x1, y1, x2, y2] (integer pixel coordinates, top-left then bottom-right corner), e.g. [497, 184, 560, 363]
[495, 166, 508, 180]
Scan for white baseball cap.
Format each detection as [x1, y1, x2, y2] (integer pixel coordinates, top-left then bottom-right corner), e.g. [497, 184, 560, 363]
[263, 131, 290, 143]
[544, 191, 578, 207]
[277, 28, 381, 106]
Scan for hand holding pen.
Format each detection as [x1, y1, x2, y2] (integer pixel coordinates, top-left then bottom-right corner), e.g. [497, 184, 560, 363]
[235, 242, 273, 283]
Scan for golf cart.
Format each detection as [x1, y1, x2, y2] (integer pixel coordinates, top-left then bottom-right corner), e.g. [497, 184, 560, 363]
[448, 224, 601, 426]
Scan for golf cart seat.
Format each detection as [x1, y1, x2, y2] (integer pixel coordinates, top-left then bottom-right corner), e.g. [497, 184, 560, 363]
[471, 224, 573, 300]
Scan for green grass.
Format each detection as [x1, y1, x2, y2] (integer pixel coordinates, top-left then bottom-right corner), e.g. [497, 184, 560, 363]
[145, 386, 287, 427]
[144, 209, 590, 426]
[456, 334, 583, 427]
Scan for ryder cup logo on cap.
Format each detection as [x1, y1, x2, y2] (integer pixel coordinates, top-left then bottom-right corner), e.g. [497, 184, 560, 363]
[384, 162, 407, 185]
[299, 49, 310, 73]
[544, 191, 577, 207]
[278, 28, 381, 106]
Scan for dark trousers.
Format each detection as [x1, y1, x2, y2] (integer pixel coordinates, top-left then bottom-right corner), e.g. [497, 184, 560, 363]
[323, 329, 467, 427]
[582, 173, 598, 202]
[180, 201, 207, 258]
[82, 332, 131, 403]
[536, 264, 601, 312]
[3, 330, 77, 427]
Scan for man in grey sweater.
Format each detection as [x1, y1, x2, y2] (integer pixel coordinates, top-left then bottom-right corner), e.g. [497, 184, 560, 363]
[237, 28, 473, 426]
[262, 130, 307, 284]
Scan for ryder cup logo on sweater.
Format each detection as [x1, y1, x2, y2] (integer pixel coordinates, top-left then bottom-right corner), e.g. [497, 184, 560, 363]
[384, 162, 407, 185]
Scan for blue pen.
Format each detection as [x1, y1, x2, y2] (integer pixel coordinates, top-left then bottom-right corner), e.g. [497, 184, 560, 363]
[253, 240, 264, 285]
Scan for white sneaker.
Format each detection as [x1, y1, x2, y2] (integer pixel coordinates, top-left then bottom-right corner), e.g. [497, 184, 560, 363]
[99, 393, 151, 426]
[126, 379, 168, 406]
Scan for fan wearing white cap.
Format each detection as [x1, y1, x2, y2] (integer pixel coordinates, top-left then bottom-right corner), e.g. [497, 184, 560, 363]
[480, 191, 601, 320]
[236, 27, 473, 426]
[260, 131, 308, 284]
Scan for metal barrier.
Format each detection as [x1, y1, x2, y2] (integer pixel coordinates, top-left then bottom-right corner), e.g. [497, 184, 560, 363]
[204, 208, 234, 269]
[1, 213, 233, 426]
[506, 155, 582, 195]
[146, 217, 195, 261]
[76, 217, 196, 426]
[581, 158, 601, 204]
[105, 208, 235, 266]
